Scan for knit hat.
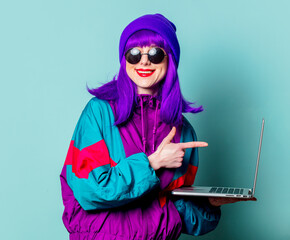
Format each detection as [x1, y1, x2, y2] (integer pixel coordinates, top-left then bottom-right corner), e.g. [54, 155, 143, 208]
[119, 14, 180, 66]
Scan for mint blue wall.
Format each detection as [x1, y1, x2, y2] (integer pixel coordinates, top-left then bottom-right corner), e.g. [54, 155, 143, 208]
[1, 1, 289, 239]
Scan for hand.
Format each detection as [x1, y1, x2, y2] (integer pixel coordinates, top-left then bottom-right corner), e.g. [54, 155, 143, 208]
[208, 197, 257, 207]
[148, 127, 208, 170]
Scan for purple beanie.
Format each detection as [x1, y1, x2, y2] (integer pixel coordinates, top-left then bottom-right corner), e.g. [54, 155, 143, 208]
[119, 14, 180, 66]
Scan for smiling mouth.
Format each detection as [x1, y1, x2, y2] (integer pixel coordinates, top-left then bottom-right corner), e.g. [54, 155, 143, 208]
[136, 69, 155, 77]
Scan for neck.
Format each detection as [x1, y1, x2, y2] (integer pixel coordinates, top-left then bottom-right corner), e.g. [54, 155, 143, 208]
[137, 86, 159, 96]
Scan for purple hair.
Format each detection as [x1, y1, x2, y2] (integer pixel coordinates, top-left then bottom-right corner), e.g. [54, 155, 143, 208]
[88, 30, 203, 126]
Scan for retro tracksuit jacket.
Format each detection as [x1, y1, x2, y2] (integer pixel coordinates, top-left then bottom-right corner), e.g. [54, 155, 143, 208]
[60, 95, 221, 240]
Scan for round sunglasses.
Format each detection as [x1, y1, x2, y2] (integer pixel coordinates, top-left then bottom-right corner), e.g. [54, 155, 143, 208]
[125, 47, 167, 64]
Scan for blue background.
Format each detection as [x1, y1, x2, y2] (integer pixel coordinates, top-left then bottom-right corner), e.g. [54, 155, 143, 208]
[1, 0, 289, 239]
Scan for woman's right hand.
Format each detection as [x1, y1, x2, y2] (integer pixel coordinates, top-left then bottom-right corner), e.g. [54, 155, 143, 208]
[148, 127, 208, 170]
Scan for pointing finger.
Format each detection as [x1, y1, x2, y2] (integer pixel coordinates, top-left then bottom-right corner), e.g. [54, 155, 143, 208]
[161, 127, 176, 145]
[179, 141, 208, 149]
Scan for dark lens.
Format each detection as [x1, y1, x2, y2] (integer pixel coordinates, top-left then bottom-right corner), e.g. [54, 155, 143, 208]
[148, 48, 165, 64]
[125, 48, 141, 64]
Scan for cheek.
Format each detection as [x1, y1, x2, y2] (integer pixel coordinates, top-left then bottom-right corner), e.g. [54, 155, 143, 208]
[160, 64, 168, 79]
[126, 63, 135, 79]
[161, 57, 168, 73]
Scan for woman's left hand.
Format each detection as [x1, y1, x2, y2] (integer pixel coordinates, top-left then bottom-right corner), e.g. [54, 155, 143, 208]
[208, 197, 257, 207]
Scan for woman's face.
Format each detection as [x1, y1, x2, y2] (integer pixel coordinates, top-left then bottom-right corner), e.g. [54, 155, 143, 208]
[126, 45, 168, 95]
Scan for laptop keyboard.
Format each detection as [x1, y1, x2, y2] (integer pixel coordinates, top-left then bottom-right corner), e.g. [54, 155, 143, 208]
[209, 187, 244, 195]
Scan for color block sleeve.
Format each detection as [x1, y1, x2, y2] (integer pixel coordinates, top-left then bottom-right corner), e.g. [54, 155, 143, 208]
[173, 197, 221, 236]
[64, 98, 160, 211]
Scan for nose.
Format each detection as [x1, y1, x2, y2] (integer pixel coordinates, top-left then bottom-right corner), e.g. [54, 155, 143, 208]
[140, 54, 150, 66]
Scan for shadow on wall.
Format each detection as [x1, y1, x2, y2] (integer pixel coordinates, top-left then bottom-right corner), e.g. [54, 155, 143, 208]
[191, 44, 261, 189]
[181, 45, 263, 240]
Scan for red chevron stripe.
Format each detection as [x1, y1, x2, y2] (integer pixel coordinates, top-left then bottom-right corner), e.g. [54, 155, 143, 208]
[158, 164, 198, 207]
[166, 164, 198, 191]
[64, 140, 116, 179]
[184, 164, 198, 186]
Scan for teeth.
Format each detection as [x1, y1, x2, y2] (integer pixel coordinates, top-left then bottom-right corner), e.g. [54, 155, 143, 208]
[137, 70, 153, 74]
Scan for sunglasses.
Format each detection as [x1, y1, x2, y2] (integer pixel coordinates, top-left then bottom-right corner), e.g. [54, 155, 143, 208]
[125, 47, 167, 64]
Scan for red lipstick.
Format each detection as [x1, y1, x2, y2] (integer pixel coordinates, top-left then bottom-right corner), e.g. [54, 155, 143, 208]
[136, 69, 155, 77]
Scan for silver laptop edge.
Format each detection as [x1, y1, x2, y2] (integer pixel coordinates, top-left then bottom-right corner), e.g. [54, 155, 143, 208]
[172, 118, 265, 198]
[252, 118, 264, 195]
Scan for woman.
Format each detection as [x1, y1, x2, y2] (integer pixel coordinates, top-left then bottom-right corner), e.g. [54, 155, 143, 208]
[60, 14, 222, 239]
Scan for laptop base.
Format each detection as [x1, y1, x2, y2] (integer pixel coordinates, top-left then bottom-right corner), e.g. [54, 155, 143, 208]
[171, 186, 253, 198]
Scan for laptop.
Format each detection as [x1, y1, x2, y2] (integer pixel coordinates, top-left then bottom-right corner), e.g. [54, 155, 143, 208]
[171, 119, 265, 199]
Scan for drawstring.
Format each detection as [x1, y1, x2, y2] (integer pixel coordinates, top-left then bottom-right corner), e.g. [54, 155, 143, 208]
[152, 100, 159, 152]
[139, 95, 160, 153]
[140, 97, 146, 152]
